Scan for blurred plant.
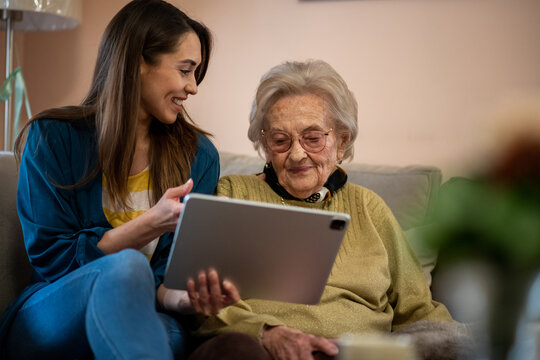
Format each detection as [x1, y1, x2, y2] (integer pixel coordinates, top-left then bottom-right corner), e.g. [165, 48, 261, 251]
[423, 137, 540, 360]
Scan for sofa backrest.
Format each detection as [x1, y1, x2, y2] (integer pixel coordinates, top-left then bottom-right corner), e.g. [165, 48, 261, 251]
[0, 151, 442, 315]
[219, 152, 442, 231]
[219, 152, 441, 285]
[0, 152, 31, 315]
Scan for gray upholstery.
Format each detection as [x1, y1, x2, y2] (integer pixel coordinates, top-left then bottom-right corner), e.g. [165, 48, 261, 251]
[0, 151, 442, 316]
[219, 152, 442, 230]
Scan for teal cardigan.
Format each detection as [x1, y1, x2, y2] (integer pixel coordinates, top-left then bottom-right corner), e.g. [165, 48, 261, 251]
[0, 118, 220, 355]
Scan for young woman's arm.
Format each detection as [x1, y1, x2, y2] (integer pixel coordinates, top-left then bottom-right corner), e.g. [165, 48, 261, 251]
[18, 120, 108, 283]
[99, 135, 220, 255]
[97, 180, 193, 254]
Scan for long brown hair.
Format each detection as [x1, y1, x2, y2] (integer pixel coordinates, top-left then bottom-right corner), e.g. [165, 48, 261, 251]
[15, 0, 213, 209]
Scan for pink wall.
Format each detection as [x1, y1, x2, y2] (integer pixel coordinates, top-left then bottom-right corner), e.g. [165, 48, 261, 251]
[4, 0, 540, 178]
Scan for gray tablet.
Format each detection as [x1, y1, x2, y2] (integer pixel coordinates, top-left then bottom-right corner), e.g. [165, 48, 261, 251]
[163, 193, 350, 305]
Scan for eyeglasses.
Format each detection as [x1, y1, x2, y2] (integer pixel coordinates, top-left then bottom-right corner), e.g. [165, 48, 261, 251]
[261, 128, 333, 153]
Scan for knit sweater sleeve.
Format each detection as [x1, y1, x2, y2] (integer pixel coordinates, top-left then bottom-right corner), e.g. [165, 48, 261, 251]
[194, 299, 285, 339]
[361, 189, 452, 329]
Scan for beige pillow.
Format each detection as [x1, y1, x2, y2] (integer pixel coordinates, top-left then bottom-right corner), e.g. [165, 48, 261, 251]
[403, 226, 438, 287]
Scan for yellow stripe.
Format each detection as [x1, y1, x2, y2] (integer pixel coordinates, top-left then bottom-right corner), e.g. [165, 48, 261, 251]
[102, 170, 158, 260]
[103, 208, 147, 228]
[102, 169, 152, 193]
[127, 170, 152, 192]
[102, 170, 153, 228]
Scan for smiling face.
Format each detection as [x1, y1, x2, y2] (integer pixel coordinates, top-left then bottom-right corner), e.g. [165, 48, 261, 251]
[265, 93, 347, 199]
[139, 31, 201, 125]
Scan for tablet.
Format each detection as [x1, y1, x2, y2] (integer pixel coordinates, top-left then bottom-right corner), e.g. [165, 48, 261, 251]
[163, 193, 350, 305]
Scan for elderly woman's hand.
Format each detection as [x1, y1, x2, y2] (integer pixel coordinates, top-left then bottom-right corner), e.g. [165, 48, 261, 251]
[262, 325, 339, 360]
[186, 268, 240, 315]
[158, 269, 240, 315]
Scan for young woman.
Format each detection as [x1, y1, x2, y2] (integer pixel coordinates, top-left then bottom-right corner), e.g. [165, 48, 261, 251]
[0, 1, 238, 359]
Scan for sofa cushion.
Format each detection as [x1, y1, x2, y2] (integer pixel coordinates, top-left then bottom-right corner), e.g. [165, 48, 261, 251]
[341, 163, 441, 231]
[404, 226, 439, 286]
[219, 152, 266, 178]
[0, 152, 31, 315]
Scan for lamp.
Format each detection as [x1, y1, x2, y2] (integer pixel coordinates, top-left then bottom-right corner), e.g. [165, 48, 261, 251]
[0, 0, 82, 151]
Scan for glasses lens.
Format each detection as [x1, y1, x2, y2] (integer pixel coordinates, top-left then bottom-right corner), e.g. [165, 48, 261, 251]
[264, 130, 328, 153]
[268, 132, 291, 152]
[301, 131, 326, 152]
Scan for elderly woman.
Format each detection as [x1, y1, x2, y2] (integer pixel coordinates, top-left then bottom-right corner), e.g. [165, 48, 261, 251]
[188, 60, 468, 360]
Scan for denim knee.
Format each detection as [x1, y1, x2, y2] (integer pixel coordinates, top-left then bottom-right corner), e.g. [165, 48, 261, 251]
[85, 249, 173, 359]
[99, 249, 154, 289]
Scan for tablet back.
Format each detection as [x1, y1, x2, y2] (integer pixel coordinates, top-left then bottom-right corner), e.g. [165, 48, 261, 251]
[164, 193, 350, 304]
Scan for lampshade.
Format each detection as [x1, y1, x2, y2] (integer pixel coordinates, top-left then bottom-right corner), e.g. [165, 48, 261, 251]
[0, 0, 82, 31]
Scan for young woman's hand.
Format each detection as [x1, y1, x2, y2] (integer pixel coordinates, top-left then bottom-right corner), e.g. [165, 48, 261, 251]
[148, 178, 193, 233]
[98, 178, 193, 254]
[261, 325, 339, 360]
[187, 268, 240, 315]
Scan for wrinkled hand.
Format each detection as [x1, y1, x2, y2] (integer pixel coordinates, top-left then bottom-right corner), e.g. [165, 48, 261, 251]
[148, 179, 193, 233]
[187, 268, 240, 315]
[262, 326, 339, 360]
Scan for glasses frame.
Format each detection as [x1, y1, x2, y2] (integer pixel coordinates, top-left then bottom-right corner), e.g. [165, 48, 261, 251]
[261, 128, 333, 154]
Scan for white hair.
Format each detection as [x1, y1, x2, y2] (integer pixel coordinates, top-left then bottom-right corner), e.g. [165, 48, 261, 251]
[248, 60, 358, 161]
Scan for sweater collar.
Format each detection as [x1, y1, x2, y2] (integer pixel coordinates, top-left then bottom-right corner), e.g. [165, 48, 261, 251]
[262, 162, 347, 203]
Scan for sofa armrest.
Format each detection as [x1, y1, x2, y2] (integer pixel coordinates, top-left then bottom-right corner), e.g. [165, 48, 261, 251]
[0, 152, 31, 316]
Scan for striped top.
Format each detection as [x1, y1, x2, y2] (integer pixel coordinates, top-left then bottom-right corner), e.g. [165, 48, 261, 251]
[102, 169, 158, 260]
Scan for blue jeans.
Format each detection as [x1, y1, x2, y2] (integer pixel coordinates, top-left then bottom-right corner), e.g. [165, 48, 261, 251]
[6, 249, 187, 359]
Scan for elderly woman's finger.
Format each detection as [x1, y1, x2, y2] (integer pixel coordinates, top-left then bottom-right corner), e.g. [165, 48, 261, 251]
[310, 336, 339, 357]
[187, 278, 202, 314]
[197, 271, 211, 315]
[207, 268, 223, 314]
[222, 279, 240, 304]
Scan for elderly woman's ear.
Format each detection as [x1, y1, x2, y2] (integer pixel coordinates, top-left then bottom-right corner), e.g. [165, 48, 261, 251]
[264, 146, 272, 164]
[337, 133, 351, 164]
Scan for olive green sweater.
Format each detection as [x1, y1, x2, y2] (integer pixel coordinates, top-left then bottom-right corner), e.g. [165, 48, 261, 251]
[194, 174, 452, 340]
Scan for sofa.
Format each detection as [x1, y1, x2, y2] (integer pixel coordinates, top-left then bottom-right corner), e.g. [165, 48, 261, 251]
[0, 150, 441, 317]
